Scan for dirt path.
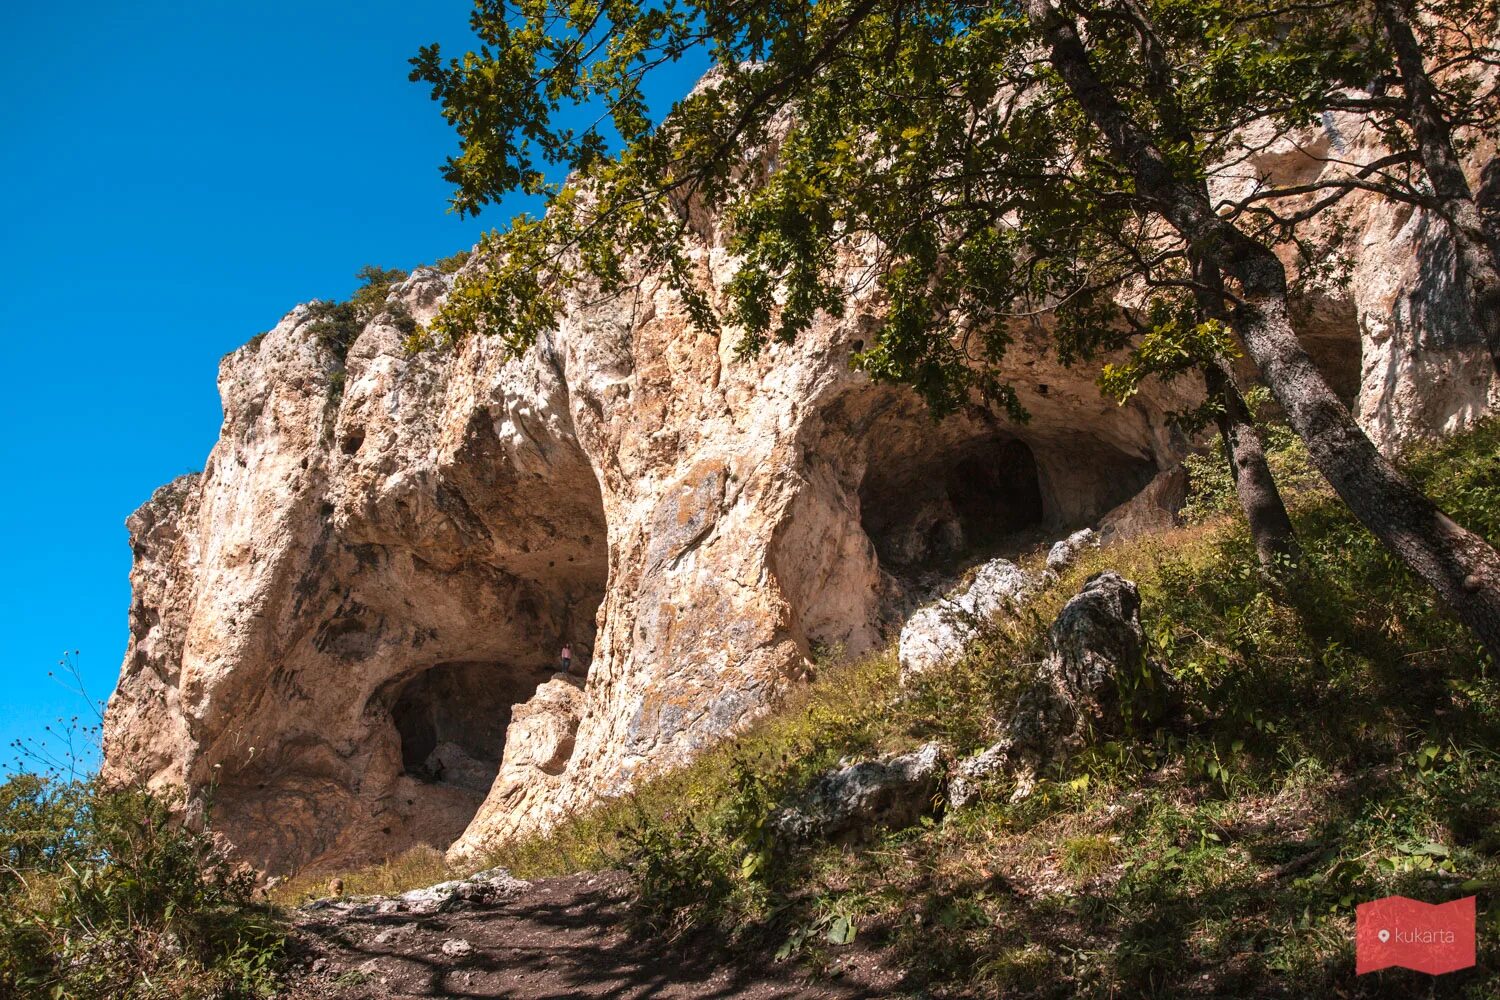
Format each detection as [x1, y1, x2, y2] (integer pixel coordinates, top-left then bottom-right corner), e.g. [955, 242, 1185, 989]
[285, 871, 903, 999]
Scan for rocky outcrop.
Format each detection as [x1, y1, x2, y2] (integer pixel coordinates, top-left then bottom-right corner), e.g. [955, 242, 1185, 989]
[102, 97, 1496, 876]
[1007, 572, 1164, 759]
[771, 742, 947, 843]
[897, 557, 1040, 680]
[949, 572, 1171, 805]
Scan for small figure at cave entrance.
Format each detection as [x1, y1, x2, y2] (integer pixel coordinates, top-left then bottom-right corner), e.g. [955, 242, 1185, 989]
[560, 643, 573, 675]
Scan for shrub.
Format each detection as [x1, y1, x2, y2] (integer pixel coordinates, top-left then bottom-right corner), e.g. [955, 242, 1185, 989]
[0, 776, 284, 999]
[306, 265, 412, 384]
[430, 250, 471, 274]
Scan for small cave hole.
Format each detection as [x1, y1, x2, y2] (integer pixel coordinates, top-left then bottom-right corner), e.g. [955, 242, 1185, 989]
[341, 431, 365, 455]
[388, 661, 539, 795]
[860, 435, 1045, 571]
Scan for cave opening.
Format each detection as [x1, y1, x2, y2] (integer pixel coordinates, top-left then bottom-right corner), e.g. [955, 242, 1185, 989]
[388, 661, 542, 795]
[860, 433, 1046, 571]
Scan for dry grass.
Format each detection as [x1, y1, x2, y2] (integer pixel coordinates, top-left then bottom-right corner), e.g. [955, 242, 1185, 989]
[269, 845, 450, 906]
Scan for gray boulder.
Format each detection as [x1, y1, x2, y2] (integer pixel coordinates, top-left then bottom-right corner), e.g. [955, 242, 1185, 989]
[1044, 528, 1098, 576]
[950, 571, 1169, 805]
[898, 559, 1038, 680]
[773, 742, 947, 842]
[1024, 570, 1153, 746]
[947, 742, 1011, 809]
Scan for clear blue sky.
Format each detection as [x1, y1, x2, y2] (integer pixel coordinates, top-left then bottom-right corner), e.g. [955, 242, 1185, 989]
[0, 1, 705, 775]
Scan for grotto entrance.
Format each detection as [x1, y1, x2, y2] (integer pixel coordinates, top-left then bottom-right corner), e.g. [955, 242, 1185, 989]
[859, 432, 1047, 572]
[387, 661, 546, 794]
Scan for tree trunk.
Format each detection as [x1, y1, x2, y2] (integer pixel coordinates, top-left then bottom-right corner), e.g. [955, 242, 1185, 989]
[1373, 0, 1500, 376]
[1026, 0, 1500, 659]
[1190, 255, 1302, 569]
[1202, 363, 1302, 570]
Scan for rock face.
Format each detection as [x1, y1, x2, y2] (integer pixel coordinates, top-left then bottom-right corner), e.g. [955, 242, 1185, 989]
[102, 104, 1496, 875]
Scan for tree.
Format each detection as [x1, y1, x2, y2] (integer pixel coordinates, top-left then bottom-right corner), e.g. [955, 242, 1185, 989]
[411, 0, 1306, 569]
[1027, 0, 1500, 654]
[1368, 0, 1500, 373]
[410, 0, 1500, 656]
[1172, 0, 1500, 374]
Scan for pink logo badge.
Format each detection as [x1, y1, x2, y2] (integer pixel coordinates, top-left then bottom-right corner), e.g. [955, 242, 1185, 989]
[1356, 895, 1475, 975]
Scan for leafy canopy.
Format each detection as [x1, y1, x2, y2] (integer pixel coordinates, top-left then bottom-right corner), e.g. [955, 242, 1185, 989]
[409, 0, 1483, 415]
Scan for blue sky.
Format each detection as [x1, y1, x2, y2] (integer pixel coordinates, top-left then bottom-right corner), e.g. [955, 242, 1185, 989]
[0, 1, 705, 774]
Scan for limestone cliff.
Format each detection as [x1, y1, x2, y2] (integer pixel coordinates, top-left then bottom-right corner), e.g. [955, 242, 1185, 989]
[102, 107, 1496, 875]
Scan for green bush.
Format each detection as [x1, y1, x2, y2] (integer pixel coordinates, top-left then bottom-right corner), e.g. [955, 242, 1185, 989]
[429, 249, 471, 274]
[0, 777, 284, 999]
[306, 265, 412, 392]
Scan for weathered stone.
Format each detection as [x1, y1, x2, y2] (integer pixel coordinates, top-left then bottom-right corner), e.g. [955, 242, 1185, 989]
[947, 742, 1012, 810]
[1045, 528, 1099, 576]
[303, 867, 531, 919]
[948, 572, 1168, 806]
[772, 741, 947, 842]
[1097, 467, 1188, 544]
[898, 558, 1040, 680]
[1010, 572, 1159, 757]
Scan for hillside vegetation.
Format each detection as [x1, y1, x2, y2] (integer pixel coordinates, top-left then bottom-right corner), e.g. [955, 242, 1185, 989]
[0, 779, 282, 999]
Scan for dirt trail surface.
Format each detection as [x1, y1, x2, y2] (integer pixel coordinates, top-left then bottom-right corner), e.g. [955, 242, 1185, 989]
[284, 871, 903, 998]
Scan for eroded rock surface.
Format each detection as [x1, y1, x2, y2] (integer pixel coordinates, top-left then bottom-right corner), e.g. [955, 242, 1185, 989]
[771, 742, 947, 843]
[103, 98, 1496, 875]
[950, 571, 1172, 805]
[898, 557, 1041, 680]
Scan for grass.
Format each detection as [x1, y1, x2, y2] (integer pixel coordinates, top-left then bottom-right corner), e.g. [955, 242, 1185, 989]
[270, 845, 451, 906]
[0, 778, 284, 999]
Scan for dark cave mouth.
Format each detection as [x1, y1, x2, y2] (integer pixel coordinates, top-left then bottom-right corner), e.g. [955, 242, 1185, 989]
[389, 660, 541, 796]
[859, 435, 1046, 571]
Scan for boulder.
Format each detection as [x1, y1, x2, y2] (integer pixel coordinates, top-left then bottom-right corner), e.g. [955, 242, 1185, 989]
[772, 741, 947, 842]
[1044, 527, 1098, 576]
[1097, 467, 1187, 544]
[898, 558, 1039, 680]
[302, 867, 531, 918]
[950, 571, 1169, 805]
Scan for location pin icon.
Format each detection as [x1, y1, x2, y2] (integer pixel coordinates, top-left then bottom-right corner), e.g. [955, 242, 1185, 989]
[1378, 928, 1391, 943]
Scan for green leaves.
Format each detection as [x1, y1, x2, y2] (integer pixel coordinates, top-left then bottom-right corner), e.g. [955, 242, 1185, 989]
[409, 0, 1481, 443]
[1, 777, 285, 997]
[1098, 305, 1237, 405]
